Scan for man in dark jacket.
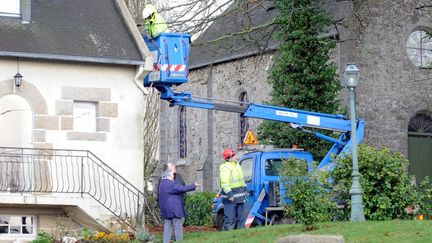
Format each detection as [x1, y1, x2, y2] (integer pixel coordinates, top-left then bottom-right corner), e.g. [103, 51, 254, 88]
[159, 169, 197, 242]
[156, 162, 185, 204]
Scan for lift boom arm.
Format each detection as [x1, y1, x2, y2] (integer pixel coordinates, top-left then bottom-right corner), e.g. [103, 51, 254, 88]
[156, 87, 364, 170]
[144, 32, 364, 170]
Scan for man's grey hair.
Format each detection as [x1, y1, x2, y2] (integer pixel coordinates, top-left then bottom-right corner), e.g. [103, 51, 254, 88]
[162, 169, 173, 180]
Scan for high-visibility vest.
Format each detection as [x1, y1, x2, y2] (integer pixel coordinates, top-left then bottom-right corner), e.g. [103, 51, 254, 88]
[219, 161, 246, 194]
[145, 11, 168, 38]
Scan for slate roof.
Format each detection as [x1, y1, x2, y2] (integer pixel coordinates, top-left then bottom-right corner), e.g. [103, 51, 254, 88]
[189, 0, 339, 70]
[189, 0, 278, 69]
[0, 0, 143, 65]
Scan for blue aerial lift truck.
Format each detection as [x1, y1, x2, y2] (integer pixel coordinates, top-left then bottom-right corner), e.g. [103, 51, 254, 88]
[143, 33, 365, 230]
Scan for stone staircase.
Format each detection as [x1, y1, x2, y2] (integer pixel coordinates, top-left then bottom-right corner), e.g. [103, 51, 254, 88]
[0, 147, 145, 231]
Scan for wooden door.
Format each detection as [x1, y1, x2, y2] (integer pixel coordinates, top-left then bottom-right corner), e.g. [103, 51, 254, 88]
[408, 113, 432, 185]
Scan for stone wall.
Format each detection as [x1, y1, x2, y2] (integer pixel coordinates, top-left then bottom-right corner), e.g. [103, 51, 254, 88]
[160, 0, 432, 191]
[160, 53, 274, 191]
[348, 0, 432, 154]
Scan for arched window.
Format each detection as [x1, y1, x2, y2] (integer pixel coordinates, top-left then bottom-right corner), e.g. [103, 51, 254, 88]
[408, 112, 432, 185]
[179, 106, 187, 158]
[406, 30, 432, 68]
[239, 92, 249, 143]
[408, 113, 432, 133]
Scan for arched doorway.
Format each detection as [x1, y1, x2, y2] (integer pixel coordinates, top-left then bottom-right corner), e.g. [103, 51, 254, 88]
[408, 111, 432, 185]
[0, 94, 33, 147]
[0, 94, 33, 191]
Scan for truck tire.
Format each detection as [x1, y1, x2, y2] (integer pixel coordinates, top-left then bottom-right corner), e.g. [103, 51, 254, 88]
[217, 211, 224, 231]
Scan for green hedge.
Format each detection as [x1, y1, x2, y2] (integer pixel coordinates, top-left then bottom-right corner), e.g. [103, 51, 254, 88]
[184, 192, 215, 226]
[280, 158, 334, 229]
[417, 176, 432, 217]
[280, 145, 432, 226]
[332, 145, 419, 220]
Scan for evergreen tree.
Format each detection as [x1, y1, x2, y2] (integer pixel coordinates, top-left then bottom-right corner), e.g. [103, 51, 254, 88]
[257, 0, 341, 160]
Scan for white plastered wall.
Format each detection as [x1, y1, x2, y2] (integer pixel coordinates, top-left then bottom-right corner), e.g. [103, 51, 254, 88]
[0, 58, 145, 191]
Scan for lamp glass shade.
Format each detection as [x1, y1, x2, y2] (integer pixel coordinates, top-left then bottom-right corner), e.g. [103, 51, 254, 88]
[14, 73, 23, 87]
[344, 64, 359, 87]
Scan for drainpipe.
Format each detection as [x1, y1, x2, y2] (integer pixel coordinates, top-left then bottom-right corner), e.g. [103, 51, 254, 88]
[134, 61, 153, 95]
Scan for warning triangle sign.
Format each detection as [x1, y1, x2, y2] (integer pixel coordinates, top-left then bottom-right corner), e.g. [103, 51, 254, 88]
[243, 130, 259, 145]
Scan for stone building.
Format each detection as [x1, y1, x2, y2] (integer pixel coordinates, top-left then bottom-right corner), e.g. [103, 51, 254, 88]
[159, 0, 432, 191]
[0, 0, 152, 240]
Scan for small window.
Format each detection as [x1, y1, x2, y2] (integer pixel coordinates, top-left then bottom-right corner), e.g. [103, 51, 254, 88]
[179, 106, 187, 158]
[0, 0, 20, 17]
[406, 30, 432, 68]
[0, 216, 35, 236]
[265, 158, 283, 176]
[73, 102, 96, 132]
[240, 158, 253, 183]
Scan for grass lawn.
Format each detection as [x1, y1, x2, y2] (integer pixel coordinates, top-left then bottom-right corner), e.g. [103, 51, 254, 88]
[163, 220, 432, 243]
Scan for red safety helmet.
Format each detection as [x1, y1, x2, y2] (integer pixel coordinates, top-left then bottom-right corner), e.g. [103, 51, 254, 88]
[223, 149, 235, 161]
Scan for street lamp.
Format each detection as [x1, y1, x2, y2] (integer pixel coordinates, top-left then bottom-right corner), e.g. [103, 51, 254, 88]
[14, 72, 23, 87]
[343, 64, 365, 222]
[14, 57, 23, 89]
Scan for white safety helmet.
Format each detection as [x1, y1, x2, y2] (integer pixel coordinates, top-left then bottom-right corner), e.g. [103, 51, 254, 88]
[142, 4, 157, 19]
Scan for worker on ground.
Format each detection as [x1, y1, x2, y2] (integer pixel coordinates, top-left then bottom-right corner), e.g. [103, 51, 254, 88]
[142, 4, 168, 39]
[219, 148, 247, 230]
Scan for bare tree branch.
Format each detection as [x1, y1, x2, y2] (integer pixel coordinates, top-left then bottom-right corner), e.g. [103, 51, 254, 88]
[415, 4, 432, 10]
[142, 88, 161, 226]
[192, 20, 275, 46]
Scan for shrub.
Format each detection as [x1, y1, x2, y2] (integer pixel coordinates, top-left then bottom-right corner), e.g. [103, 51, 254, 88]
[32, 231, 54, 243]
[331, 145, 418, 220]
[417, 176, 432, 218]
[280, 158, 335, 229]
[184, 191, 215, 226]
[144, 195, 161, 226]
[135, 229, 155, 242]
[78, 227, 93, 240]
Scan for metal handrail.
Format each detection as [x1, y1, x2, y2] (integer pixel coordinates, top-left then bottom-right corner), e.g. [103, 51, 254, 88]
[0, 146, 144, 230]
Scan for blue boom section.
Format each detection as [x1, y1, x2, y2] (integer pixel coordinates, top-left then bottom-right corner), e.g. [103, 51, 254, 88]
[244, 103, 350, 132]
[151, 89, 365, 168]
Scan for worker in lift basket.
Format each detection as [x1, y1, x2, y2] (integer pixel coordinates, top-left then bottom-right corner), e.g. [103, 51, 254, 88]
[219, 148, 247, 230]
[142, 4, 168, 39]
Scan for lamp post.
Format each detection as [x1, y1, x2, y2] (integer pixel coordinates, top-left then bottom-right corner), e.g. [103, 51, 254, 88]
[343, 64, 365, 222]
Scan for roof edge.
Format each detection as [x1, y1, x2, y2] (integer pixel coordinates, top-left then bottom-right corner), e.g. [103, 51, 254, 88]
[189, 47, 277, 70]
[189, 28, 338, 70]
[113, 0, 152, 71]
[0, 51, 144, 65]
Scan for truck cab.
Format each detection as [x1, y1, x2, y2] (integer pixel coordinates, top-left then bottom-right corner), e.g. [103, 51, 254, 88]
[211, 149, 313, 230]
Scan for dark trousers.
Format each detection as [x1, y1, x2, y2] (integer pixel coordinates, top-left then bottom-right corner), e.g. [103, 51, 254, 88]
[223, 202, 245, 230]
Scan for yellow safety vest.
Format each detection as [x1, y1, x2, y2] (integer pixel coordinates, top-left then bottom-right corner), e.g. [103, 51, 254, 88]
[145, 12, 168, 38]
[219, 161, 246, 194]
